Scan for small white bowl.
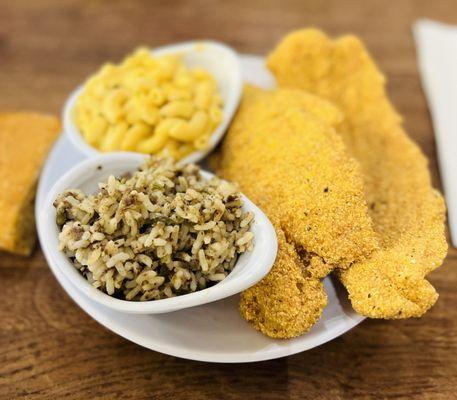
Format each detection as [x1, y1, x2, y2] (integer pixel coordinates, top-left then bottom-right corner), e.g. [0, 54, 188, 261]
[63, 41, 242, 164]
[38, 153, 277, 314]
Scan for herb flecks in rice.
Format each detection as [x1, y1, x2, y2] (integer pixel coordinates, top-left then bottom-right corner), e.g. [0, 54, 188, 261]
[54, 157, 254, 301]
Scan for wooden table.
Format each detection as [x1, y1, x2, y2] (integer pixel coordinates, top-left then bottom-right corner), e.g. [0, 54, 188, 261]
[1, 0, 456, 398]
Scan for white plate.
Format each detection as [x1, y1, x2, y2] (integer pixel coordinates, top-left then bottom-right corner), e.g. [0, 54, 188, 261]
[36, 54, 364, 363]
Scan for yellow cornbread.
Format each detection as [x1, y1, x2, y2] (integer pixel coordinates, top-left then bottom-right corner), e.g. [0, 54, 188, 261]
[0, 113, 60, 255]
[74, 48, 223, 159]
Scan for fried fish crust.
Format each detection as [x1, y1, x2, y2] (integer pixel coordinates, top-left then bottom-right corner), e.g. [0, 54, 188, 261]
[214, 86, 377, 337]
[268, 29, 448, 318]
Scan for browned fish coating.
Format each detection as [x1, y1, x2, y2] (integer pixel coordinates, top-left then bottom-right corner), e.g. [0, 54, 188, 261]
[215, 86, 377, 338]
[268, 29, 448, 318]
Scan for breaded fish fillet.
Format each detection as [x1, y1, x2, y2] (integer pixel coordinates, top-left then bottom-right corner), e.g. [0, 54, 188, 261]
[268, 29, 448, 318]
[214, 86, 377, 338]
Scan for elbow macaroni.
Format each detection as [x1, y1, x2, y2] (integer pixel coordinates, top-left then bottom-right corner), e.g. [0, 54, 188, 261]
[74, 48, 223, 159]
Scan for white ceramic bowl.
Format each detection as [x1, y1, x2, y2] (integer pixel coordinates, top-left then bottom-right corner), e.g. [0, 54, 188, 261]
[38, 153, 277, 314]
[63, 41, 242, 164]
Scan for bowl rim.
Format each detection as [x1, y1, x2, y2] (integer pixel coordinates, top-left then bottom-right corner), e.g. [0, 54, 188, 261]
[62, 40, 243, 164]
[38, 152, 277, 314]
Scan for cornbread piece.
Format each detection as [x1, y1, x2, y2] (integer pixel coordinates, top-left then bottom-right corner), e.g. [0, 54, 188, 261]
[268, 29, 448, 318]
[214, 86, 377, 338]
[0, 113, 60, 255]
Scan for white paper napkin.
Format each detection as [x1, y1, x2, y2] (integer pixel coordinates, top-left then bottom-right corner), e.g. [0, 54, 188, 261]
[413, 19, 457, 247]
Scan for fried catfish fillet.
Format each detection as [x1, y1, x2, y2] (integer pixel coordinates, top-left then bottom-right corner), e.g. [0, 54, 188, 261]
[214, 86, 377, 338]
[268, 29, 448, 318]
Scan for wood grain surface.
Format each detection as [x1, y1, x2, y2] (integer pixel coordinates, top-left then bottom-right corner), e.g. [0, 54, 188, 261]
[1, 0, 457, 398]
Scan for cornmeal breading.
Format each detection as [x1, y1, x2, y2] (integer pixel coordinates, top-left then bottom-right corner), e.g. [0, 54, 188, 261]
[240, 228, 328, 339]
[214, 86, 377, 338]
[0, 113, 60, 255]
[268, 29, 448, 318]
